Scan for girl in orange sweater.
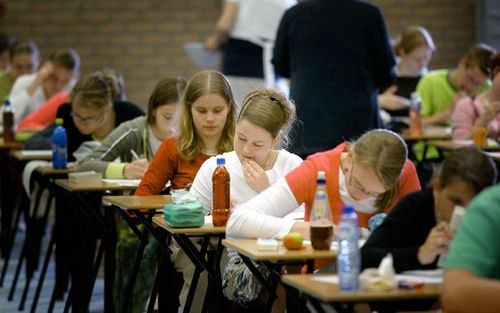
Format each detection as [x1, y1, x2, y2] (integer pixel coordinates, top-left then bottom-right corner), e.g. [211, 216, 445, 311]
[227, 129, 421, 239]
[124, 70, 237, 313]
[135, 70, 237, 195]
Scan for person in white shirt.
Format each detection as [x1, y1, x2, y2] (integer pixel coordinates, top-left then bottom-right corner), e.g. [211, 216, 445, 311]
[182, 88, 302, 310]
[8, 48, 80, 124]
[205, 0, 297, 103]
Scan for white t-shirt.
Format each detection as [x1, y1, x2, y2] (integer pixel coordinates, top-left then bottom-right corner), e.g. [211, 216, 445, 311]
[191, 149, 302, 261]
[190, 149, 302, 213]
[8, 73, 75, 125]
[227, 0, 296, 46]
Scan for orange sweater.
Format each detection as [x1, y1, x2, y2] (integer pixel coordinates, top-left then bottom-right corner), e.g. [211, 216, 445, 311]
[17, 92, 69, 131]
[135, 138, 210, 196]
[285, 142, 421, 228]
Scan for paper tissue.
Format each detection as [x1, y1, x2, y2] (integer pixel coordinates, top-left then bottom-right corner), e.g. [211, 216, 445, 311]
[360, 253, 397, 291]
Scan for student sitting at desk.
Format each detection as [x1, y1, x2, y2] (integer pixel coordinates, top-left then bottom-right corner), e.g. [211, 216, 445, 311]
[75, 77, 187, 178]
[130, 71, 236, 313]
[443, 184, 500, 312]
[361, 146, 497, 273]
[189, 88, 302, 306]
[0, 40, 40, 104]
[452, 52, 500, 140]
[226, 129, 420, 240]
[8, 48, 80, 125]
[380, 25, 435, 132]
[417, 43, 495, 127]
[24, 70, 144, 160]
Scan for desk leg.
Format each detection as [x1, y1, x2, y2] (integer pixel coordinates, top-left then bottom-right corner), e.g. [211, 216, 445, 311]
[104, 206, 117, 313]
[118, 212, 151, 313]
[175, 235, 209, 313]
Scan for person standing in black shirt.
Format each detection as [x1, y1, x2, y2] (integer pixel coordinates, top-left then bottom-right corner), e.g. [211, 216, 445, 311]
[273, 0, 395, 157]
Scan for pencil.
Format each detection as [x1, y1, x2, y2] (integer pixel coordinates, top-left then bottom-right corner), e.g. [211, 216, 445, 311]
[130, 149, 140, 160]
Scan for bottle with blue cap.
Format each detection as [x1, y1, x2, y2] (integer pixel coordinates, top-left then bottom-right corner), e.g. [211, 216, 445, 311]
[2, 99, 15, 142]
[337, 205, 360, 291]
[212, 156, 230, 226]
[52, 118, 67, 169]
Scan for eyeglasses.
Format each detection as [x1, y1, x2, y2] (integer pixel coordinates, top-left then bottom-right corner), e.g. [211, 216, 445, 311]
[348, 162, 384, 198]
[70, 111, 106, 125]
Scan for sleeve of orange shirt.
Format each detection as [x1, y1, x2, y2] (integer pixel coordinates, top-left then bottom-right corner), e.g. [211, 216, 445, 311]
[285, 156, 319, 213]
[135, 139, 177, 196]
[17, 92, 69, 131]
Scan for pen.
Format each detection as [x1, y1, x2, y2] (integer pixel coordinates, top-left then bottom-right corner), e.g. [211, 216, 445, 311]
[130, 149, 140, 160]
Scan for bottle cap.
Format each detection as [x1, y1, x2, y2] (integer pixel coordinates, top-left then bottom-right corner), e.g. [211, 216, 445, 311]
[317, 170, 326, 183]
[216, 157, 225, 166]
[342, 205, 354, 214]
[55, 118, 63, 125]
[4, 99, 10, 106]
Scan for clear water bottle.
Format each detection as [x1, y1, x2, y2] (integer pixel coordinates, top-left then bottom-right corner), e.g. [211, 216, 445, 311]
[337, 205, 360, 291]
[2, 99, 15, 142]
[52, 118, 67, 169]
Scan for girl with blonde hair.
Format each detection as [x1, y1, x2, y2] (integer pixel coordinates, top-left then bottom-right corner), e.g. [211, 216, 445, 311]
[227, 129, 421, 240]
[136, 70, 237, 194]
[380, 25, 435, 130]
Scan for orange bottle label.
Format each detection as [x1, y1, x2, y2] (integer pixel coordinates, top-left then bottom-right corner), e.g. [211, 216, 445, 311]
[473, 127, 487, 147]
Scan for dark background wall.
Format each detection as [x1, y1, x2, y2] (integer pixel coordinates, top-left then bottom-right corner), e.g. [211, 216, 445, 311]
[0, 0, 480, 107]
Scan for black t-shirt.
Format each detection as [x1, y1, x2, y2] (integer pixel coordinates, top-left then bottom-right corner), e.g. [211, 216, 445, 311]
[361, 188, 438, 273]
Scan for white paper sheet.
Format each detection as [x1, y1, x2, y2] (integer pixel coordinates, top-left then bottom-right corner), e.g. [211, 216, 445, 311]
[101, 179, 141, 187]
[21, 150, 52, 157]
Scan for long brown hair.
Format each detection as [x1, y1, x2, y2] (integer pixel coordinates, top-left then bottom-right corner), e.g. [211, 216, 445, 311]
[177, 71, 237, 161]
[394, 25, 435, 57]
[146, 77, 187, 126]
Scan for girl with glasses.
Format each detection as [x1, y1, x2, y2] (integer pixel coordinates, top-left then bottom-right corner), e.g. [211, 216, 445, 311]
[75, 77, 187, 179]
[227, 129, 421, 240]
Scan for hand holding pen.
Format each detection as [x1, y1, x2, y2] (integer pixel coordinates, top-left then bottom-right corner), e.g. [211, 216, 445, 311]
[123, 149, 150, 179]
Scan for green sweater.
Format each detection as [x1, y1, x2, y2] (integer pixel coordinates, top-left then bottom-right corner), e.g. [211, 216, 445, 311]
[445, 185, 500, 279]
[417, 69, 490, 119]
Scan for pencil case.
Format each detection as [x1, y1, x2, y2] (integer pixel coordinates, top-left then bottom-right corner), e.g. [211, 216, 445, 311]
[163, 201, 205, 228]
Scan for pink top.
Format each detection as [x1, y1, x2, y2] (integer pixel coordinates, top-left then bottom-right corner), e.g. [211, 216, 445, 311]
[452, 96, 500, 140]
[17, 92, 69, 131]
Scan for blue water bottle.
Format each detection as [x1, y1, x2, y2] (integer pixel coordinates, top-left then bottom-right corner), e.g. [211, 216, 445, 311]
[337, 205, 360, 291]
[52, 118, 67, 169]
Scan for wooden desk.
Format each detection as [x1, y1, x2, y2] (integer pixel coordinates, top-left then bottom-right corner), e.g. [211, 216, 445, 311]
[103, 195, 171, 211]
[153, 215, 226, 313]
[282, 274, 441, 303]
[55, 178, 136, 192]
[153, 215, 225, 235]
[428, 139, 500, 152]
[0, 137, 22, 150]
[223, 238, 336, 262]
[223, 238, 337, 313]
[36, 165, 74, 176]
[401, 126, 452, 141]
